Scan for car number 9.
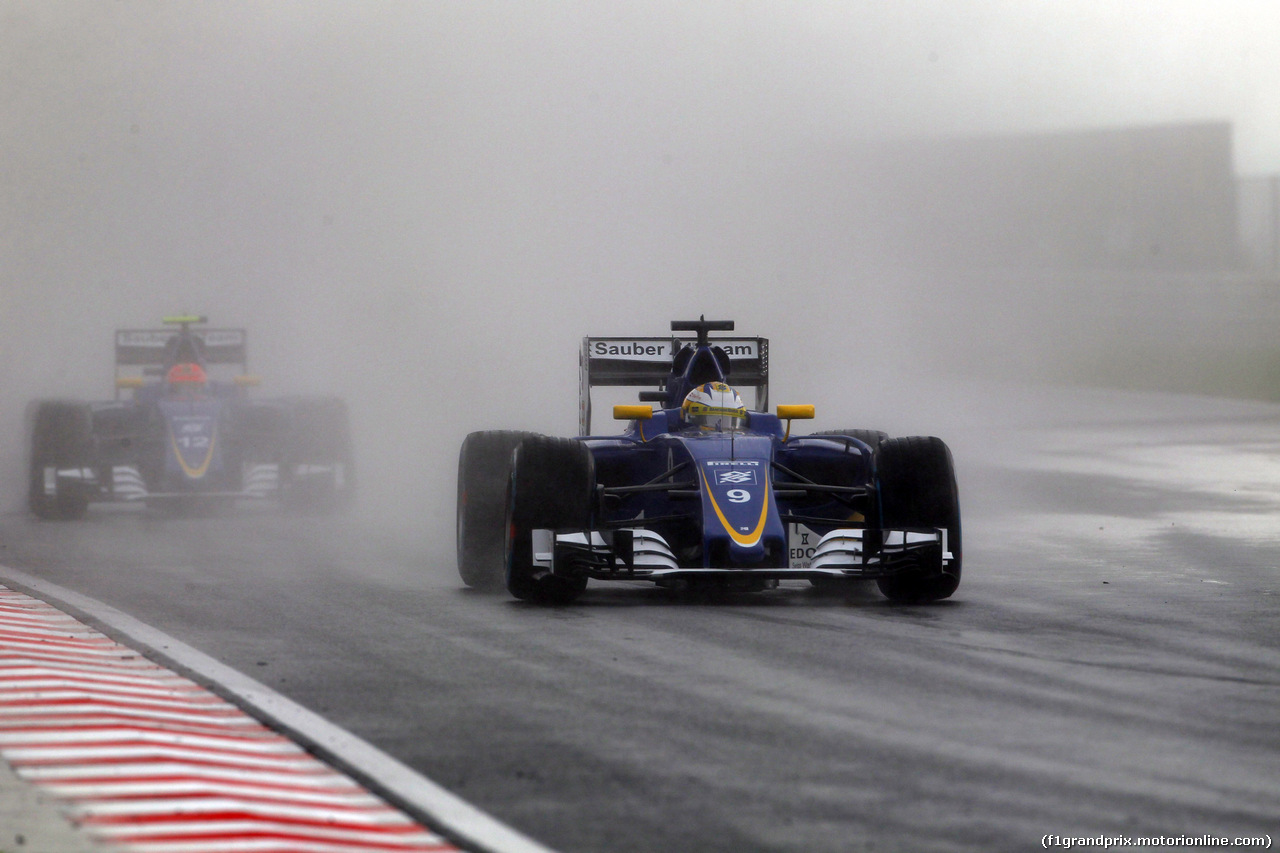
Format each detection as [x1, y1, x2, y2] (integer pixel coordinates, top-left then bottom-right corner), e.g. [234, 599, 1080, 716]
[726, 489, 751, 503]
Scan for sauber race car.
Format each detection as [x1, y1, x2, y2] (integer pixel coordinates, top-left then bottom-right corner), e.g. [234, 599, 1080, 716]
[457, 318, 961, 605]
[27, 316, 354, 518]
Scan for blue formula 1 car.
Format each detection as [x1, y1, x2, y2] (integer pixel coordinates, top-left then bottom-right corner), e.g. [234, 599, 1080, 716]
[26, 316, 354, 518]
[457, 318, 961, 604]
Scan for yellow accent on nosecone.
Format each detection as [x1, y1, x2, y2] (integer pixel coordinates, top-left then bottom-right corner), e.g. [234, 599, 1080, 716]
[700, 470, 770, 548]
[170, 427, 217, 478]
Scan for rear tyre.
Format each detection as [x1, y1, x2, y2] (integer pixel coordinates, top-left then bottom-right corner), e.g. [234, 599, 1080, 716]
[505, 436, 594, 605]
[875, 436, 962, 602]
[456, 431, 536, 591]
[27, 401, 93, 521]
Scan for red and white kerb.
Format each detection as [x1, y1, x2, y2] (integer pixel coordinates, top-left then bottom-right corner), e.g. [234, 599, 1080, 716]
[0, 586, 458, 853]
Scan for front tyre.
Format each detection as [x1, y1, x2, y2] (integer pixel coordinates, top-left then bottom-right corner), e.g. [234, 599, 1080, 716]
[505, 436, 594, 605]
[875, 436, 962, 602]
[27, 401, 93, 521]
[456, 430, 536, 591]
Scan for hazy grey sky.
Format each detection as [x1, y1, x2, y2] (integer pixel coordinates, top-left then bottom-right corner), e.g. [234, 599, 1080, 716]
[9, 2, 1276, 162]
[5, 1, 1277, 363]
[6, 2, 1276, 303]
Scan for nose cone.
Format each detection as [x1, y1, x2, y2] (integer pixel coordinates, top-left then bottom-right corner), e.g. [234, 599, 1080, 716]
[684, 433, 787, 568]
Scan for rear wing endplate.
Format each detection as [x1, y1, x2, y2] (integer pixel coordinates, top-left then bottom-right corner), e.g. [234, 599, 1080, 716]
[579, 335, 768, 435]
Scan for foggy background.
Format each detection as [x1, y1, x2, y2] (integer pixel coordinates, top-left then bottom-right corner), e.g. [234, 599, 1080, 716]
[4, 1, 1280, 540]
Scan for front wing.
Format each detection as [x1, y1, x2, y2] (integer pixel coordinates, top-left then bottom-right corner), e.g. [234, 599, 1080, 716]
[34, 463, 283, 504]
[529, 525, 954, 582]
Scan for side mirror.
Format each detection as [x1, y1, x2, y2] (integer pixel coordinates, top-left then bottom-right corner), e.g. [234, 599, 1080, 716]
[776, 404, 815, 441]
[614, 404, 654, 421]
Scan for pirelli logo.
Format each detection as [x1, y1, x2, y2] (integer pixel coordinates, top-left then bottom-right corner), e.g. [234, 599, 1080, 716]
[707, 460, 759, 485]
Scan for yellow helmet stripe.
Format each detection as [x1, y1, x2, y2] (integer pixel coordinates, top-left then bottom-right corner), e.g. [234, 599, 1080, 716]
[687, 405, 744, 417]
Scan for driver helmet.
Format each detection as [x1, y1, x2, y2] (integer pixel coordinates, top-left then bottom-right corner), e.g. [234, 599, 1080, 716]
[166, 362, 207, 395]
[681, 382, 748, 432]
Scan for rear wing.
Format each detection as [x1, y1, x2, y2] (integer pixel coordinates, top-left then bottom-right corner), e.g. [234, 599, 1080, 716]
[579, 334, 769, 435]
[114, 326, 248, 391]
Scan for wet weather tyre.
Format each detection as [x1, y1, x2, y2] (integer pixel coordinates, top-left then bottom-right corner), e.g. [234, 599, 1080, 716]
[456, 431, 537, 591]
[875, 435, 962, 602]
[27, 401, 93, 521]
[505, 436, 594, 605]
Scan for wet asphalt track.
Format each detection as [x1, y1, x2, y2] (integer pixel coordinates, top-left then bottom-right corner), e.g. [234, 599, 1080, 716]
[0, 384, 1277, 853]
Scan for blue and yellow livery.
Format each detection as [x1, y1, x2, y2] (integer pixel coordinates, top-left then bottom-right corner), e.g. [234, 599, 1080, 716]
[25, 317, 355, 518]
[457, 317, 962, 605]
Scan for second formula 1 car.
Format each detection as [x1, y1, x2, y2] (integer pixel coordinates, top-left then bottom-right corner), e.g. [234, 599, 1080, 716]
[27, 316, 354, 518]
[457, 318, 960, 604]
